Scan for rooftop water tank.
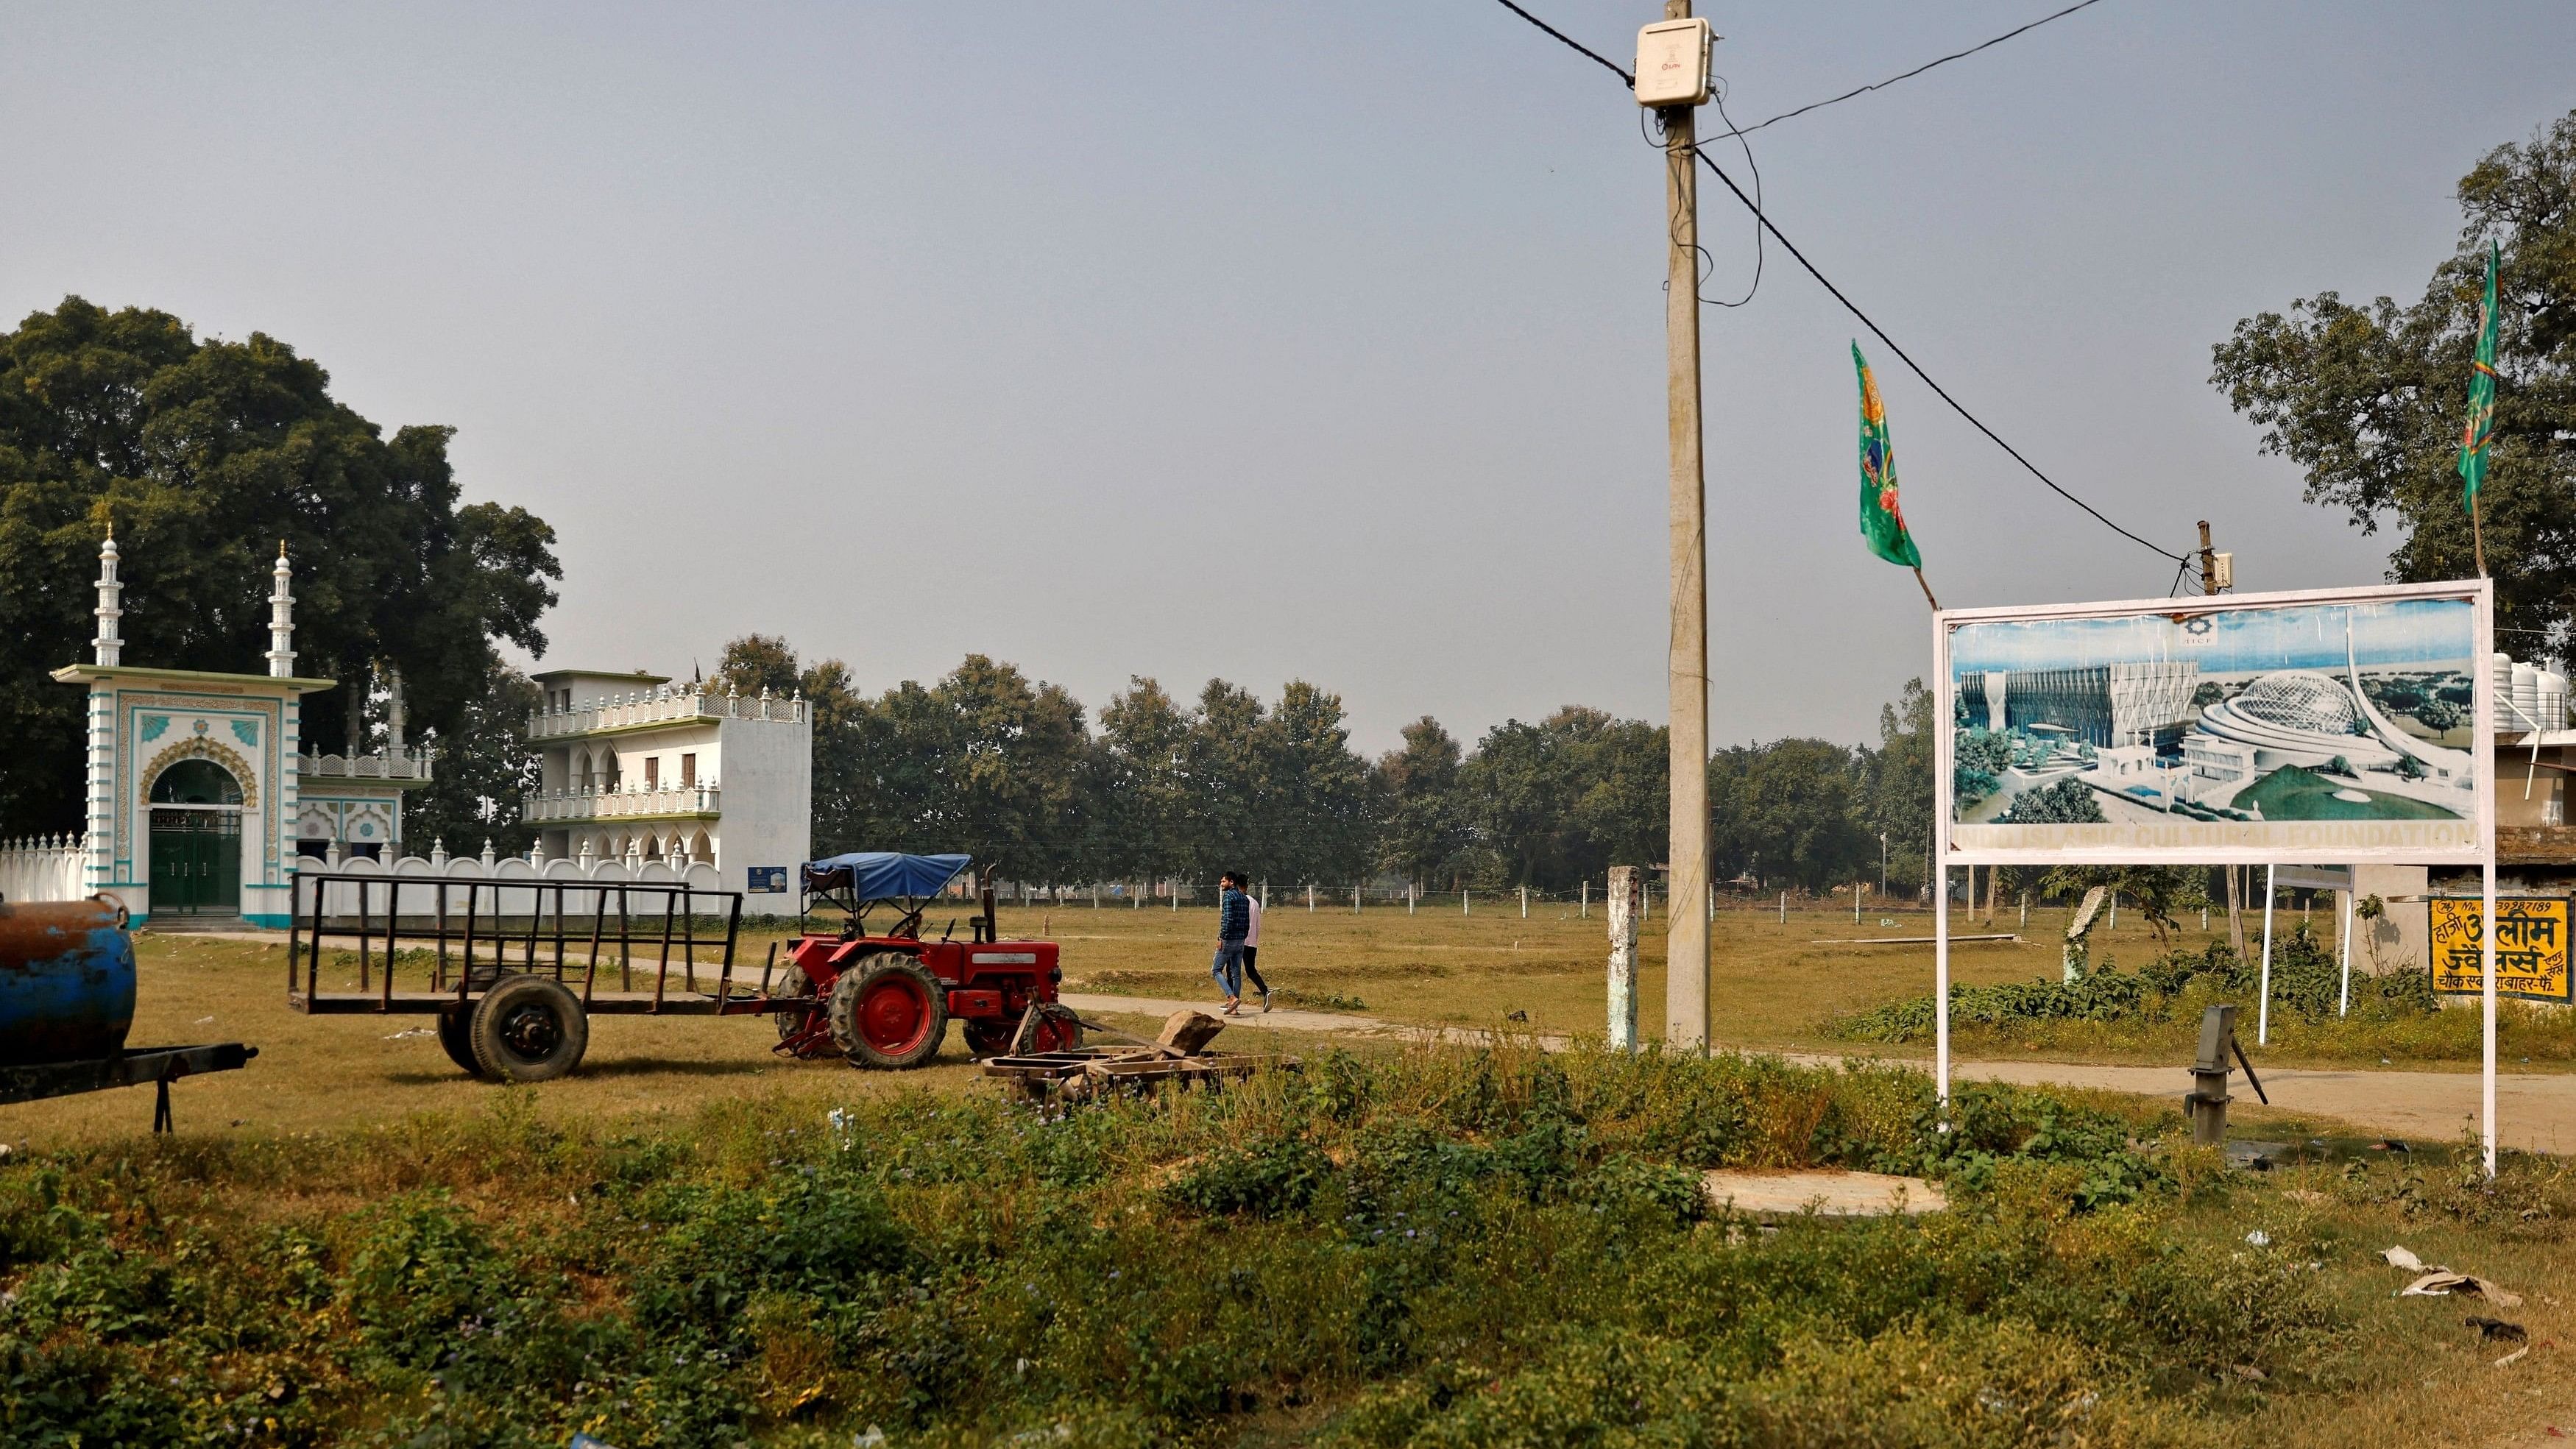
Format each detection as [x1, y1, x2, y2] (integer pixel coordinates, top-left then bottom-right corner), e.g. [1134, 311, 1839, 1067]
[2514, 661, 2543, 731]
[2543, 670, 2571, 731]
[2494, 653, 2516, 730]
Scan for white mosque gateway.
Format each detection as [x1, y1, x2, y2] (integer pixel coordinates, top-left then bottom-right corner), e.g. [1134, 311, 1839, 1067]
[39, 534, 431, 927]
[0, 534, 815, 923]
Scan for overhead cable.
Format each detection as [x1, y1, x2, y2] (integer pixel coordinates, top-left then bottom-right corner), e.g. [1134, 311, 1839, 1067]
[1735, 0, 2110, 136]
[1488, 0, 1632, 86]
[1686, 142, 2188, 565]
[1490, 0, 2186, 567]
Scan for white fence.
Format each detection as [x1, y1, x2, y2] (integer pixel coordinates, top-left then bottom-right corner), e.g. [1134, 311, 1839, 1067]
[0, 835, 84, 904]
[297, 849, 728, 925]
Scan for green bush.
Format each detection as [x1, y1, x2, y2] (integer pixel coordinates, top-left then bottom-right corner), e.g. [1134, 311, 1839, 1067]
[0, 1044, 2441, 1446]
[1837, 927, 2437, 1045]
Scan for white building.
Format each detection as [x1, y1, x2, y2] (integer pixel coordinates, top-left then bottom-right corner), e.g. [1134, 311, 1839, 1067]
[523, 670, 810, 914]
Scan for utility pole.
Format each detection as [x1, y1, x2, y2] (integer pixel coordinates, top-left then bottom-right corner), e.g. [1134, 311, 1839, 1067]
[2197, 520, 2218, 596]
[1648, 0, 1714, 1053]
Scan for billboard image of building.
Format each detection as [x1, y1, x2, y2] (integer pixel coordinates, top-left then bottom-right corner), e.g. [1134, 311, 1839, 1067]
[1944, 585, 2485, 860]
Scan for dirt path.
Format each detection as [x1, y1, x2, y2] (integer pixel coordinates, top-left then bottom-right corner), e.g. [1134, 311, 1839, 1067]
[1064, 993, 2576, 1154]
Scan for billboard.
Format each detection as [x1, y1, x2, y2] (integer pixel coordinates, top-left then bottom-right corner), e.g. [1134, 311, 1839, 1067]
[2430, 897, 2572, 1002]
[1937, 581, 2491, 864]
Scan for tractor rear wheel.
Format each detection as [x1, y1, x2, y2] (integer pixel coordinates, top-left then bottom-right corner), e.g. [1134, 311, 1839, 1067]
[829, 954, 947, 1070]
[468, 976, 590, 1083]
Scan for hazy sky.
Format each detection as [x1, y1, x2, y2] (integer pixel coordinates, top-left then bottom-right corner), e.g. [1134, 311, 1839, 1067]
[5, 3, 2570, 754]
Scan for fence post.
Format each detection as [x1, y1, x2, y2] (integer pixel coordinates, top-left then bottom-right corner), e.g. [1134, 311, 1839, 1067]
[1607, 866, 1642, 1053]
[1581, 878, 1589, 918]
[1353, 882, 1359, 914]
[1519, 885, 1527, 918]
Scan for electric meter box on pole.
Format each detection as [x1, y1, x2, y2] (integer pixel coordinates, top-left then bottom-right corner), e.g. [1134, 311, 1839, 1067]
[1635, 18, 1714, 107]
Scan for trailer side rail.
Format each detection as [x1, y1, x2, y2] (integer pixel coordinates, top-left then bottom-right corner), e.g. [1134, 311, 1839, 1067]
[287, 871, 750, 1014]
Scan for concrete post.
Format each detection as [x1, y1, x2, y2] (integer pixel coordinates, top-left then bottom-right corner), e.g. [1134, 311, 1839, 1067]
[1607, 866, 1642, 1053]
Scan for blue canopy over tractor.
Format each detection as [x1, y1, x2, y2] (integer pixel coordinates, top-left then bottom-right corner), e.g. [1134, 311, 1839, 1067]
[801, 852, 974, 904]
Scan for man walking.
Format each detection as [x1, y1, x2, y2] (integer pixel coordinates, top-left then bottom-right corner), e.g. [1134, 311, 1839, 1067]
[1242, 882, 1270, 1012]
[1211, 871, 1250, 1014]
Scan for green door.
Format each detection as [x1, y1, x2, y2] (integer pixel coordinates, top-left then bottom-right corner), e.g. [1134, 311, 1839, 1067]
[148, 759, 246, 917]
[149, 809, 241, 915]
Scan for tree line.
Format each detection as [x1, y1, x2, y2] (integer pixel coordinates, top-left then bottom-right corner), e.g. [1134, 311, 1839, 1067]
[712, 635, 1939, 896]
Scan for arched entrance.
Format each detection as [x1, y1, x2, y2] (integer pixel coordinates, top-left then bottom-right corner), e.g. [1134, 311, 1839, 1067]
[149, 758, 244, 916]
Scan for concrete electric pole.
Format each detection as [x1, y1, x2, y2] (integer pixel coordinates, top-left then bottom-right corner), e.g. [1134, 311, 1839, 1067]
[1641, 4, 1714, 1052]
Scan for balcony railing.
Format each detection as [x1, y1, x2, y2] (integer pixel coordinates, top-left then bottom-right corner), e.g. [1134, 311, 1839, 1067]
[523, 784, 722, 823]
[300, 750, 435, 782]
[528, 686, 806, 740]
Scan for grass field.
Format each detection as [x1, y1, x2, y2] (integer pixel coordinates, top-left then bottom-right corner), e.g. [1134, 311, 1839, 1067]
[15, 910, 2576, 1443]
[0, 894, 2519, 1150]
[19, 1033, 2576, 1446]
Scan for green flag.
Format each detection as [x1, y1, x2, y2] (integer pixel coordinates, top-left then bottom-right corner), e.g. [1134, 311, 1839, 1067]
[1853, 343, 1922, 569]
[2460, 238, 2500, 513]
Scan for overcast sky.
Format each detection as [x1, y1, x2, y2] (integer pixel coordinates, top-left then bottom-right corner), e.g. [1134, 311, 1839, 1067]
[5, 2, 2570, 755]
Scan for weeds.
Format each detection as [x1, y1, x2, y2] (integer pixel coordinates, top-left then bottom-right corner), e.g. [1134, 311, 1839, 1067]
[0, 1043, 2516, 1445]
[1827, 927, 2567, 1064]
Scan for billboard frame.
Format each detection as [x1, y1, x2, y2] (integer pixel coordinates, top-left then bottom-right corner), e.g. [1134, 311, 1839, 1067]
[1923, 578, 2499, 1176]
[1933, 578, 2494, 868]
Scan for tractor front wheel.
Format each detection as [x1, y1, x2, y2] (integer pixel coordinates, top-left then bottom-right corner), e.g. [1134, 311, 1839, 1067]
[829, 954, 948, 1070]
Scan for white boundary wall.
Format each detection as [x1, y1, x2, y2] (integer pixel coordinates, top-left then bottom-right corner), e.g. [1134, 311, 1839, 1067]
[0, 835, 85, 904]
[300, 849, 726, 922]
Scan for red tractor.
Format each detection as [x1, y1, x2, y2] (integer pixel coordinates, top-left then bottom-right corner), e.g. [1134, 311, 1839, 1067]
[769, 852, 1083, 1069]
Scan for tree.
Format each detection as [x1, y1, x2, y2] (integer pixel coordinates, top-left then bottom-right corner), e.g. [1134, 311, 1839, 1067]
[2211, 111, 2576, 646]
[1376, 717, 1469, 885]
[1096, 678, 1191, 886]
[2038, 865, 2207, 945]
[405, 659, 542, 857]
[1256, 681, 1377, 886]
[1718, 737, 1872, 893]
[1864, 679, 1935, 896]
[0, 298, 559, 832]
[1457, 706, 1666, 890]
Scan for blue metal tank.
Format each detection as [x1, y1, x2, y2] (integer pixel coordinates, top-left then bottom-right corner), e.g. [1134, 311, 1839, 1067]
[0, 896, 136, 1066]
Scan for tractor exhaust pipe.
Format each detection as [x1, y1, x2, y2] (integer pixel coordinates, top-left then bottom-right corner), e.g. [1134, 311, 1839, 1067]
[980, 869, 998, 945]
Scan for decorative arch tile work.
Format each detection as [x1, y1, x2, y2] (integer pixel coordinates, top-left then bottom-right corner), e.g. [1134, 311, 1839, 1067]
[139, 737, 260, 812]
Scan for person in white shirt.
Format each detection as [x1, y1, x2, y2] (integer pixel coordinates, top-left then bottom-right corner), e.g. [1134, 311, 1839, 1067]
[1241, 890, 1270, 1011]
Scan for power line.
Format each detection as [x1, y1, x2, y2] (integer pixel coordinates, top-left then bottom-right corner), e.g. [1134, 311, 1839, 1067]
[1487, 0, 1632, 87]
[1735, 0, 2109, 136]
[1490, 0, 2187, 568]
[1687, 142, 2188, 566]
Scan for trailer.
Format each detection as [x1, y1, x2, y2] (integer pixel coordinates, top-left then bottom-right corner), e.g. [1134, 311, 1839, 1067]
[285, 870, 797, 1082]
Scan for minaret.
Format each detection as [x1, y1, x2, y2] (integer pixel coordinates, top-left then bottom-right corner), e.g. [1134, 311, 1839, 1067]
[91, 528, 123, 667]
[266, 541, 296, 678]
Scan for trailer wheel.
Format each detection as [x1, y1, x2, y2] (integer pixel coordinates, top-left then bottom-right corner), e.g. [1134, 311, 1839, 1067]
[437, 1005, 486, 1077]
[469, 976, 590, 1083]
[829, 954, 946, 1069]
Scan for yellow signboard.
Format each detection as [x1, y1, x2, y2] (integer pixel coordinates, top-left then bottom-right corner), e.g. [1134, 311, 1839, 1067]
[2430, 898, 2573, 1002]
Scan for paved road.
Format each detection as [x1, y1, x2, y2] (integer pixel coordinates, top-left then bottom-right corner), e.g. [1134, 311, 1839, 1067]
[1063, 993, 2576, 1154]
